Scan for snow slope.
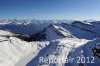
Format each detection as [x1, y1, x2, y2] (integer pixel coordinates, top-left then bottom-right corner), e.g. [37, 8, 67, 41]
[0, 20, 100, 66]
[0, 30, 50, 66]
[27, 38, 88, 66]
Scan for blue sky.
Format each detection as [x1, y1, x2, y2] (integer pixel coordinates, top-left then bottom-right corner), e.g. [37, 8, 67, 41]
[0, 0, 100, 20]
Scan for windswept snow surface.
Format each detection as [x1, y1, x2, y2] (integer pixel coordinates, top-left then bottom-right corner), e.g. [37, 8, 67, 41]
[0, 20, 100, 66]
[0, 30, 50, 66]
[27, 38, 88, 66]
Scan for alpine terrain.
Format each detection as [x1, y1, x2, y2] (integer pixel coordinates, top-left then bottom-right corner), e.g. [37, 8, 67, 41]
[0, 19, 100, 66]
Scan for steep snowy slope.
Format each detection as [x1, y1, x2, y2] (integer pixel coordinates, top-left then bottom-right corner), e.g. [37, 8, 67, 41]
[27, 38, 88, 66]
[69, 21, 100, 38]
[61, 21, 96, 39]
[44, 24, 75, 40]
[31, 24, 75, 41]
[0, 20, 100, 66]
[0, 30, 50, 66]
[90, 22, 100, 36]
[81, 38, 100, 66]
[67, 38, 100, 66]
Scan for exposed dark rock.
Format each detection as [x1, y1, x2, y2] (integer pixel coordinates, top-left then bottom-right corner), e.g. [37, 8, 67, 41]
[92, 43, 100, 58]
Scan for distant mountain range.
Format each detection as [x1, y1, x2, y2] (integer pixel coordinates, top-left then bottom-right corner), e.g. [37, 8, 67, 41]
[0, 19, 100, 66]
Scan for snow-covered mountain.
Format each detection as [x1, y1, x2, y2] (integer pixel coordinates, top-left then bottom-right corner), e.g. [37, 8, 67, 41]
[0, 19, 100, 66]
[0, 19, 72, 35]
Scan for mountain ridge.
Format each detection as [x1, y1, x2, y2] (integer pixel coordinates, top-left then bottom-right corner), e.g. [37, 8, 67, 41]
[0, 20, 100, 66]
